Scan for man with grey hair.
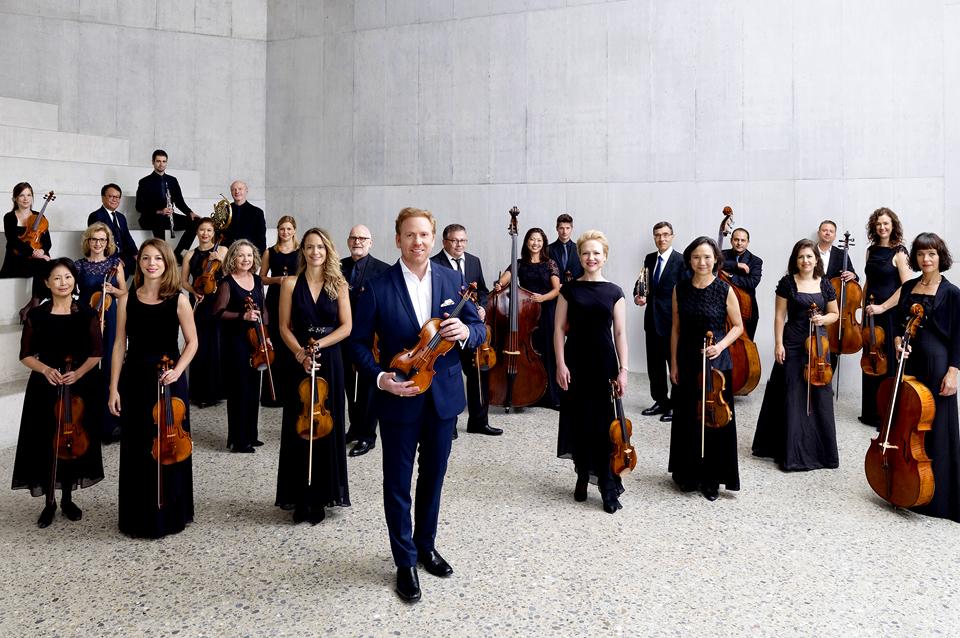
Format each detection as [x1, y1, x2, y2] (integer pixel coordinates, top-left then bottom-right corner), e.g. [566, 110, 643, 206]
[222, 180, 266, 254]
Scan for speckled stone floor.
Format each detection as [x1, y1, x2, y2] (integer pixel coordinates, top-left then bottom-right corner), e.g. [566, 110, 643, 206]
[1, 374, 958, 637]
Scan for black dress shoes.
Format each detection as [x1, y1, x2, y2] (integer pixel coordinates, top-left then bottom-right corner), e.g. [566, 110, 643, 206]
[659, 409, 673, 422]
[602, 498, 623, 514]
[349, 440, 375, 457]
[37, 502, 56, 528]
[451, 428, 458, 440]
[252, 440, 264, 447]
[309, 507, 326, 525]
[395, 567, 421, 602]
[232, 446, 255, 453]
[701, 484, 719, 501]
[61, 500, 82, 521]
[419, 550, 453, 577]
[641, 402, 668, 416]
[574, 478, 588, 502]
[466, 423, 502, 436]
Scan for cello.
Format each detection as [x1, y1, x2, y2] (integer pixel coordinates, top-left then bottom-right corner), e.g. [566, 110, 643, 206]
[804, 304, 833, 415]
[486, 207, 548, 411]
[698, 331, 732, 458]
[716, 206, 761, 395]
[826, 232, 862, 398]
[151, 356, 192, 508]
[296, 339, 334, 486]
[864, 303, 935, 508]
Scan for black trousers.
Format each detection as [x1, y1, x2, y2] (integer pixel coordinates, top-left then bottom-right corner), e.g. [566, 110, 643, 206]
[141, 213, 198, 255]
[645, 329, 675, 407]
[460, 348, 489, 428]
[343, 353, 378, 444]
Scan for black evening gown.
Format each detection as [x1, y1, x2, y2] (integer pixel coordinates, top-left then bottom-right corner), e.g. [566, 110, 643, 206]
[187, 248, 224, 406]
[11, 305, 104, 497]
[668, 278, 740, 491]
[75, 256, 122, 438]
[262, 247, 299, 407]
[1, 210, 53, 299]
[275, 275, 350, 511]
[214, 274, 266, 450]
[117, 292, 194, 538]
[897, 279, 960, 523]
[861, 244, 907, 425]
[506, 258, 561, 407]
[753, 276, 839, 471]
[557, 280, 625, 499]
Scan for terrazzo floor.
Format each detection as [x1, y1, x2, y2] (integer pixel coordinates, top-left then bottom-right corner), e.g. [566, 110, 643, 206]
[1, 374, 958, 637]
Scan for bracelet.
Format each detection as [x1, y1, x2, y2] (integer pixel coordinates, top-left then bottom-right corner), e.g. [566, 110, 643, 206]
[619, 366, 628, 372]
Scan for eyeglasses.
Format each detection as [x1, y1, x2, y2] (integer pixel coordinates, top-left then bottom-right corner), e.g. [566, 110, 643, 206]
[105, 194, 121, 200]
[89, 238, 108, 244]
[349, 236, 371, 243]
[445, 238, 468, 245]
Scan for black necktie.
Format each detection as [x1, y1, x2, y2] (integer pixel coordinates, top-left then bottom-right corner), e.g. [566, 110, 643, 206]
[454, 258, 464, 283]
[560, 243, 568, 272]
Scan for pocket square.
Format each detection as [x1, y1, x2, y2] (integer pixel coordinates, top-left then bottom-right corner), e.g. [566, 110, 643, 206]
[440, 298, 455, 308]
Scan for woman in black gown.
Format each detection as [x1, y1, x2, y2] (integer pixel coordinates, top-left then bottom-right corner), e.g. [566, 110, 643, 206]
[669, 237, 744, 501]
[753, 239, 840, 471]
[13, 258, 104, 528]
[1, 182, 52, 322]
[109, 240, 197, 538]
[181, 218, 227, 408]
[894, 233, 960, 523]
[494, 227, 562, 408]
[860, 208, 911, 426]
[213, 239, 269, 453]
[555, 230, 628, 513]
[276, 228, 351, 524]
[259, 215, 300, 408]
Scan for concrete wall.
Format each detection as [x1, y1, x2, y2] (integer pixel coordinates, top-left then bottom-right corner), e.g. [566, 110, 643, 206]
[0, 0, 268, 201]
[266, 0, 959, 377]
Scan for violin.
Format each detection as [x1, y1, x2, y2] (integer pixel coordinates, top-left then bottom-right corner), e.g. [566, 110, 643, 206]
[465, 286, 496, 371]
[698, 332, 732, 457]
[52, 356, 89, 461]
[864, 303, 935, 508]
[89, 266, 119, 334]
[192, 237, 223, 297]
[151, 356, 192, 507]
[389, 283, 476, 395]
[716, 206, 761, 396]
[860, 294, 888, 377]
[486, 207, 548, 411]
[296, 340, 334, 486]
[608, 379, 637, 477]
[20, 191, 55, 251]
[245, 295, 276, 401]
[805, 303, 833, 414]
[827, 232, 863, 354]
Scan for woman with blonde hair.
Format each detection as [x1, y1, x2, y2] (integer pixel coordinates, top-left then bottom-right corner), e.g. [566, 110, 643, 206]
[259, 215, 300, 407]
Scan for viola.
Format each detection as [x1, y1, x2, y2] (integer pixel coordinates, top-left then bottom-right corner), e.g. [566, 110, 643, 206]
[245, 295, 276, 401]
[52, 356, 89, 461]
[486, 207, 548, 411]
[389, 283, 476, 394]
[698, 331, 732, 436]
[192, 238, 223, 297]
[89, 266, 119, 334]
[296, 340, 334, 486]
[608, 379, 637, 477]
[864, 303, 935, 508]
[20, 191, 55, 251]
[151, 355, 192, 508]
[805, 303, 833, 414]
[860, 294, 888, 377]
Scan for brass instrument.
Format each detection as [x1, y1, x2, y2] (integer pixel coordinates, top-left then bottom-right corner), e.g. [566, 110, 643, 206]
[633, 267, 649, 299]
[211, 193, 232, 231]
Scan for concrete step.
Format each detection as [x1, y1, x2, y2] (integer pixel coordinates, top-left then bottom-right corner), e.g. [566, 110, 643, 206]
[0, 326, 28, 386]
[0, 278, 33, 328]
[0, 124, 129, 165]
[0, 97, 59, 131]
[0, 380, 25, 449]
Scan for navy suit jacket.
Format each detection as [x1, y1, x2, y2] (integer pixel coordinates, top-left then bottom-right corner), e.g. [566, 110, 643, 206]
[349, 262, 485, 424]
[430, 251, 489, 307]
[643, 249, 687, 337]
[548, 239, 584, 282]
[87, 206, 138, 272]
[824, 245, 859, 281]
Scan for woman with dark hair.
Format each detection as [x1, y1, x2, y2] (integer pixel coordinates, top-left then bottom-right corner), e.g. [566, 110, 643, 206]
[13, 258, 104, 528]
[109, 239, 197, 538]
[753, 239, 840, 471]
[260, 215, 300, 408]
[1, 182, 53, 323]
[874, 233, 960, 522]
[493, 227, 563, 408]
[213, 239, 268, 453]
[668, 237, 744, 501]
[860, 207, 912, 427]
[276, 228, 351, 524]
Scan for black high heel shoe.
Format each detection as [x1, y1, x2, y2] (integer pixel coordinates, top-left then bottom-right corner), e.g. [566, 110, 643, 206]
[37, 502, 57, 528]
[61, 499, 82, 521]
[602, 497, 623, 514]
[574, 478, 588, 502]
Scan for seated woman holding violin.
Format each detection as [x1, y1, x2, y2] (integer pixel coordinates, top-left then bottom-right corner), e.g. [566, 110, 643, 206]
[753, 239, 840, 471]
[1, 182, 53, 323]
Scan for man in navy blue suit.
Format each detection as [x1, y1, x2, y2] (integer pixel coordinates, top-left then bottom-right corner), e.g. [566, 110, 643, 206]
[87, 183, 138, 273]
[350, 208, 485, 603]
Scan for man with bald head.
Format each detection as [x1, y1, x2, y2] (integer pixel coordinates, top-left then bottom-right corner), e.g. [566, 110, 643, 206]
[221, 180, 266, 254]
[341, 224, 391, 456]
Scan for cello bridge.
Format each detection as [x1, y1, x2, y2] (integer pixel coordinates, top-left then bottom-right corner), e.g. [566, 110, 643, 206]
[503, 350, 520, 355]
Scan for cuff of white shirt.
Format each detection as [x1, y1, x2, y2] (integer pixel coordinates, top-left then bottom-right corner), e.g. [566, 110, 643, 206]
[376, 371, 386, 389]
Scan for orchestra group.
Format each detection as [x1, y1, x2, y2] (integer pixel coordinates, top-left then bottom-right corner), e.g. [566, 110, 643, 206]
[3, 150, 960, 602]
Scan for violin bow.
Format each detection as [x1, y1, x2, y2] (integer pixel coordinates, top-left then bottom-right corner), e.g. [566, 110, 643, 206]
[701, 335, 707, 459]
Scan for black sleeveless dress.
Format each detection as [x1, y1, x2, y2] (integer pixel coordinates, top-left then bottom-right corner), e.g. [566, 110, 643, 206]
[118, 292, 194, 538]
[12, 305, 104, 497]
[557, 280, 624, 498]
[668, 278, 740, 491]
[187, 248, 224, 406]
[861, 244, 907, 425]
[753, 276, 839, 471]
[262, 246, 299, 407]
[275, 274, 350, 512]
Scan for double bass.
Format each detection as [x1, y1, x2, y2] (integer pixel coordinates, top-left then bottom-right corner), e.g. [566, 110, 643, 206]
[864, 304, 935, 508]
[486, 207, 548, 411]
[826, 231, 862, 398]
[716, 206, 761, 395]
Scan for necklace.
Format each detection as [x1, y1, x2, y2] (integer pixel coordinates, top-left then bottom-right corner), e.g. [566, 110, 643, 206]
[919, 275, 942, 286]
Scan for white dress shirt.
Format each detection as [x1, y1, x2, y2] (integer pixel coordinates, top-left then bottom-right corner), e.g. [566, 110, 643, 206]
[400, 258, 432, 328]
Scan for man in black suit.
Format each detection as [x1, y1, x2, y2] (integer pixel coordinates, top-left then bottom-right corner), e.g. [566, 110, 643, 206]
[431, 223, 501, 437]
[87, 183, 138, 273]
[720, 228, 763, 340]
[221, 180, 267, 255]
[817, 219, 860, 370]
[341, 224, 390, 457]
[350, 208, 485, 602]
[635, 221, 686, 422]
[134, 149, 199, 261]
[548, 213, 584, 283]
